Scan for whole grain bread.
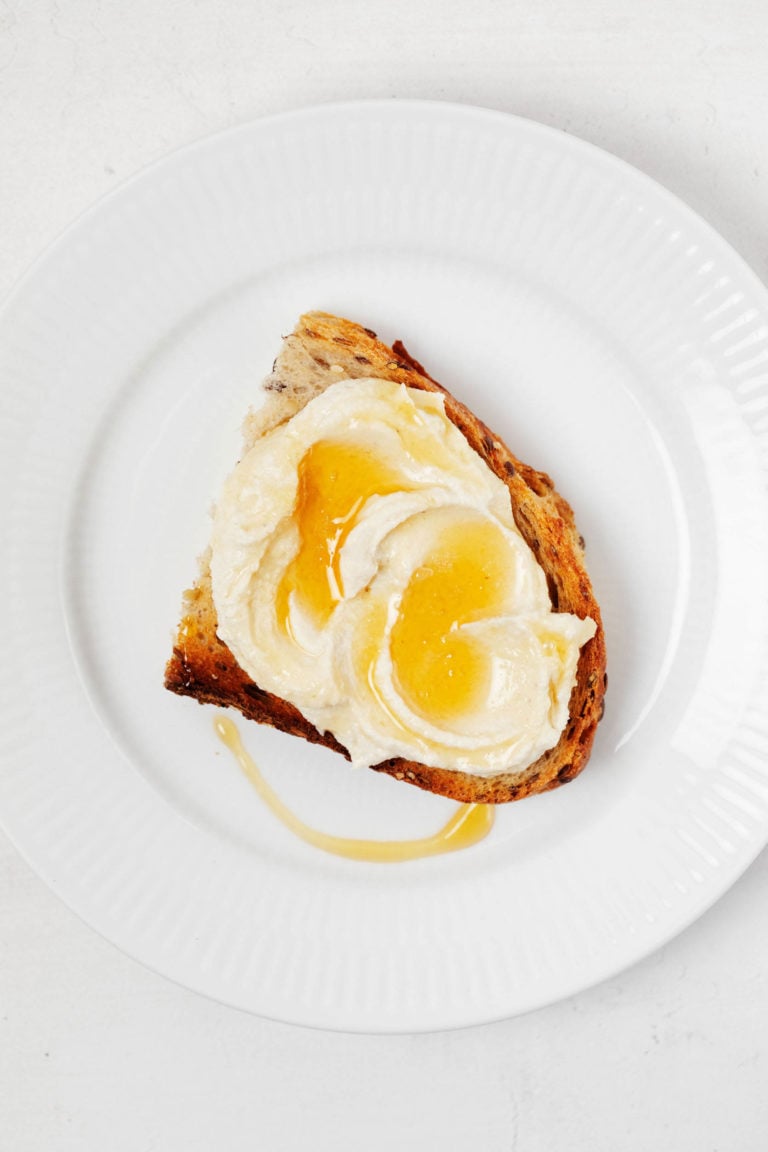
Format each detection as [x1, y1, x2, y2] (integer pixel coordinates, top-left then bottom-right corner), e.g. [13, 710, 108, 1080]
[164, 312, 607, 803]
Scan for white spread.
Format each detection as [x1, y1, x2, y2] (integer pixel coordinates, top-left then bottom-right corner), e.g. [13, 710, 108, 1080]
[210, 378, 596, 775]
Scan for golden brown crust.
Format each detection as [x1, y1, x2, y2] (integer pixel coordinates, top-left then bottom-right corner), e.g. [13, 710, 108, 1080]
[165, 312, 607, 803]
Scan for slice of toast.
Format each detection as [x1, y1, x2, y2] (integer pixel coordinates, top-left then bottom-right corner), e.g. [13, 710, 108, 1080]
[165, 312, 607, 804]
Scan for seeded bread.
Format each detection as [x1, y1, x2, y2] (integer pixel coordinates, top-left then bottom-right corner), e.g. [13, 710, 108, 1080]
[164, 312, 607, 804]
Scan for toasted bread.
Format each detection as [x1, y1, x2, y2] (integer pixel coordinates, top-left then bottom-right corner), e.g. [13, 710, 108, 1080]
[164, 312, 606, 803]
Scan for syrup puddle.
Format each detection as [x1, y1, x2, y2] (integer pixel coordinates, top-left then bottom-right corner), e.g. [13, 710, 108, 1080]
[214, 714, 494, 862]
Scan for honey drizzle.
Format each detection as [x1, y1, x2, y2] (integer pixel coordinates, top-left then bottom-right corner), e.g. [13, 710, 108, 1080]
[214, 714, 494, 862]
[389, 517, 514, 721]
[275, 439, 406, 632]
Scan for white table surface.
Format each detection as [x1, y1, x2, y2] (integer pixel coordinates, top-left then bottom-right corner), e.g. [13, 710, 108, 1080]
[2, 2, 767, 1148]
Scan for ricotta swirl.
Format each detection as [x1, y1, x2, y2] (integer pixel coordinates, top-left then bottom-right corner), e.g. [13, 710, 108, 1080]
[210, 378, 596, 775]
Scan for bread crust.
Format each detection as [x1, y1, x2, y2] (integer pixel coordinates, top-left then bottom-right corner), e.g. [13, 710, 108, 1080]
[165, 312, 607, 803]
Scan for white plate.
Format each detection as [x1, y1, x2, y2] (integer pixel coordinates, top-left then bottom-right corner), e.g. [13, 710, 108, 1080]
[2, 101, 768, 1032]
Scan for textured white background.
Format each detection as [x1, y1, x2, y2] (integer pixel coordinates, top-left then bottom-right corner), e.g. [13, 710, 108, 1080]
[1, 1, 767, 1148]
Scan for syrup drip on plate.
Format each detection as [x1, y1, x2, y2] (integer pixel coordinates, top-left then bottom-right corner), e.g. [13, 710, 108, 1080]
[214, 714, 494, 862]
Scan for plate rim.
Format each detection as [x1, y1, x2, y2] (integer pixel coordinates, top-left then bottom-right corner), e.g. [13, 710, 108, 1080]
[4, 96, 768, 318]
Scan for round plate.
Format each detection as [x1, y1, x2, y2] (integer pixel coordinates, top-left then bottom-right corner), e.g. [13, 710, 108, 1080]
[1, 101, 767, 1032]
